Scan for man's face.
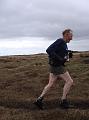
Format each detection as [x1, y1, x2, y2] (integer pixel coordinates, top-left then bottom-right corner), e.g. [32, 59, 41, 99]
[64, 32, 73, 43]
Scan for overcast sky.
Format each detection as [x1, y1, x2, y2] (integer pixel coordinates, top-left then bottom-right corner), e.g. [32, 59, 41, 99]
[0, 0, 89, 40]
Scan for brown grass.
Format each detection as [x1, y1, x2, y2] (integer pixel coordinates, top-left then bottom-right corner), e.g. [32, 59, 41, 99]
[0, 52, 89, 120]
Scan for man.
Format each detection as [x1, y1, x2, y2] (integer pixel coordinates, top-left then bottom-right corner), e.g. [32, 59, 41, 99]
[34, 29, 73, 109]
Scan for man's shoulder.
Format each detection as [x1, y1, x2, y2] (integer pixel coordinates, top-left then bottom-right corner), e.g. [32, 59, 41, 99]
[54, 38, 63, 44]
[56, 38, 63, 41]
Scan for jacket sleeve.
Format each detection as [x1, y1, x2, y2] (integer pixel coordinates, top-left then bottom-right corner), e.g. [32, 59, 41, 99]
[48, 51, 65, 62]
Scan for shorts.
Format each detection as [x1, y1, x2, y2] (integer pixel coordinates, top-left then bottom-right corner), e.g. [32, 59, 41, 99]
[49, 65, 67, 75]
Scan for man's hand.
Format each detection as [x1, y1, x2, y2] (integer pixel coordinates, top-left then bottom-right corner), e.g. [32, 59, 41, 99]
[68, 50, 73, 58]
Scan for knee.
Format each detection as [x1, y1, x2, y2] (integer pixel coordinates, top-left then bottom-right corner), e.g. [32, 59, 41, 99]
[67, 79, 73, 86]
[69, 79, 73, 85]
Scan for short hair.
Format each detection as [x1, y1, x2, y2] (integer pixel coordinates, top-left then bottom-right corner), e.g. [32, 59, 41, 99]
[62, 29, 72, 36]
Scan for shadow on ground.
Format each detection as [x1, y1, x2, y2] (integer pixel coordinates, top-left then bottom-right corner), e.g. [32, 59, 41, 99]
[0, 98, 89, 110]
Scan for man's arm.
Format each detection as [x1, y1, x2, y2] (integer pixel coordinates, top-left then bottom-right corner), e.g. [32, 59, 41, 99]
[50, 52, 65, 62]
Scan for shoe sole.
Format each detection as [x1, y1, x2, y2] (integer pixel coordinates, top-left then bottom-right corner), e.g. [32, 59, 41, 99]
[33, 102, 43, 110]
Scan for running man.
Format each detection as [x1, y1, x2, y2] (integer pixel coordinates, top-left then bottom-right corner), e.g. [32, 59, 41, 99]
[34, 29, 73, 109]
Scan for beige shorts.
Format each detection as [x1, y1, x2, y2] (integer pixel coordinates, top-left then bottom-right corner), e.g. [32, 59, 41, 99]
[49, 65, 67, 75]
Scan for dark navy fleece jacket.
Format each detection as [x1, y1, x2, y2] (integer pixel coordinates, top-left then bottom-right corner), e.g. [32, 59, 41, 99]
[46, 38, 68, 66]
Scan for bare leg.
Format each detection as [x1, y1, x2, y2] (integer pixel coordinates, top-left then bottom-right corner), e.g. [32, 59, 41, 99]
[39, 73, 57, 98]
[58, 71, 73, 100]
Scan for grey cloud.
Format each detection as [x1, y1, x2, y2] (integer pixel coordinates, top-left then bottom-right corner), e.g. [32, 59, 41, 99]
[0, 0, 89, 39]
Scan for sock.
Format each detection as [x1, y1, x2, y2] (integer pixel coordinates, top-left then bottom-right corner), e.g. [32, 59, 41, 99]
[38, 96, 44, 101]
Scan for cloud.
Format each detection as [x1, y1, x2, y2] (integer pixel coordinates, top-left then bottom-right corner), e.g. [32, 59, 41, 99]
[0, 37, 47, 48]
[0, 0, 89, 39]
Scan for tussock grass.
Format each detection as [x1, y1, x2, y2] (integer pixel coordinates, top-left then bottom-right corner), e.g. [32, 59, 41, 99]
[0, 53, 89, 120]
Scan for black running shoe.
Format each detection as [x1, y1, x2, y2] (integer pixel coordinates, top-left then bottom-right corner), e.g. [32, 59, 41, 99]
[34, 98, 43, 110]
[60, 99, 69, 109]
